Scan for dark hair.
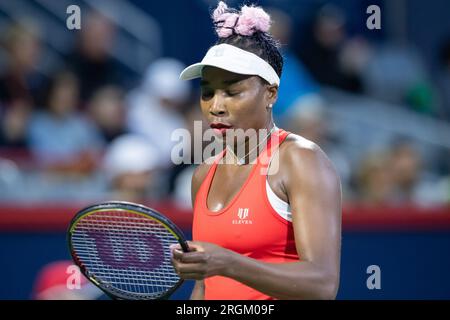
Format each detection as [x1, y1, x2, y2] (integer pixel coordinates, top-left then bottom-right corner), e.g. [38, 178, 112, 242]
[216, 31, 284, 80]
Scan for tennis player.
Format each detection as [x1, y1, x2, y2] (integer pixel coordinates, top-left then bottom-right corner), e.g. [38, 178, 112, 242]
[171, 1, 342, 300]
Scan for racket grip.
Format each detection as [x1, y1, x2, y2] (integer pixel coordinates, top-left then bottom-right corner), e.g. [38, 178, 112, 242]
[180, 241, 190, 252]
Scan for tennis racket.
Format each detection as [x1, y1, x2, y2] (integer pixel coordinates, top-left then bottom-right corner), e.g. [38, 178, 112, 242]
[67, 201, 189, 300]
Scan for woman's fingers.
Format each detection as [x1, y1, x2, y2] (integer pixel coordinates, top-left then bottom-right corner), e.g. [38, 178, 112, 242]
[176, 262, 205, 274]
[186, 241, 205, 252]
[171, 250, 208, 279]
[172, 250, 207, 263]
[171, 247, 184, 260]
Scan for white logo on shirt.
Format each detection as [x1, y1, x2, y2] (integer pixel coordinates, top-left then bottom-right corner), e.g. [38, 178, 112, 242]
[233, 208, 252, 224]
[238, 208, 249, 219]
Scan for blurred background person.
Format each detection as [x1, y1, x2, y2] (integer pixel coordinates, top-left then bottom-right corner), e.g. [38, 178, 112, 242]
[27, 70, 103, 176]
[102, 134, 163, 203]
[0, 19, 45, 150]
[266, 7, 323, 127]
[354, 150, 395, 205]
[354, 139, 445, 206]
[0, 102, 30, 148]
[126, 58, 191, 168]
[387, 138, 444, 206]
[388, 140, 423, 203]
[0, 19, 46, 109]
[285, 102, 352, 197]
[64, 10, 124, 104]
[87, 85, 128, 143]
[294, 3, 366, 93]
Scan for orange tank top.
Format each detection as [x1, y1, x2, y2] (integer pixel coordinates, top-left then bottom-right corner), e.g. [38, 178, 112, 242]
[193, 128, 300, 300]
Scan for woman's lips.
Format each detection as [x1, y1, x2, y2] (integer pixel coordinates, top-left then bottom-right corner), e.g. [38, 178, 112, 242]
[213, 127, 231, 135]
[210, 123, 233, 135]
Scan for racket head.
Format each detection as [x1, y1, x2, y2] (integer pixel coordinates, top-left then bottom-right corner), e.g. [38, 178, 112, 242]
[67, 201, 189, 300]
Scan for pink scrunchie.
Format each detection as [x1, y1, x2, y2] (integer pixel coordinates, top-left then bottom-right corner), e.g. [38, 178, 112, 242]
[212, 1, 271, 38]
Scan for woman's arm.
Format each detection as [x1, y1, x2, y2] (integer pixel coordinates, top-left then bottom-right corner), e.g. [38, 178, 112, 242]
[173, 141, 341, 299]
[229, 140, 341, 299]
[190, 280, 205, 300]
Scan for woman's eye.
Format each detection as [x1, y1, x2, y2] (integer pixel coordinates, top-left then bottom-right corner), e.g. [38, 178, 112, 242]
[226, 90, 240, 96]
[201, 90, 214, 99]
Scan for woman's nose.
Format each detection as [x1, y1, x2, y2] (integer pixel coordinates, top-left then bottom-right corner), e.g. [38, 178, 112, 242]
[209, 93, 227, 116]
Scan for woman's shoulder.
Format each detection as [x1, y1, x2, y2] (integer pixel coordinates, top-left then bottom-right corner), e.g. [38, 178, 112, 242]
[278, 132, 336, 174]
[280, 132, 320, 155]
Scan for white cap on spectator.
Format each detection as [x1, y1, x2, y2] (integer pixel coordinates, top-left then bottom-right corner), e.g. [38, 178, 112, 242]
[142, 58, 190, 103]
[103, 134, 160, 180]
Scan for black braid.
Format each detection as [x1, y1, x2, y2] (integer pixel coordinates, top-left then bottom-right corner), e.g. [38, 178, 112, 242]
[213, 7, 241, 36]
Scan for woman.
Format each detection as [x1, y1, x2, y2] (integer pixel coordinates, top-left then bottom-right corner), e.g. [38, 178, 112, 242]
[171, 2, 341, 300]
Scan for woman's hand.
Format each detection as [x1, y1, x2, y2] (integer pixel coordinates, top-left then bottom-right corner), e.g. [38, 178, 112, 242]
[170, 241, 234, 280]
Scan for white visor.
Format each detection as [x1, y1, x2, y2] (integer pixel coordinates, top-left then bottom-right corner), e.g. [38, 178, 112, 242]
[179, 43, 280, 85]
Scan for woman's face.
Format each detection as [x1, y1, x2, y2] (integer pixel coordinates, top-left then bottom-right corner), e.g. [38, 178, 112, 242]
[200, 66, 276, 138]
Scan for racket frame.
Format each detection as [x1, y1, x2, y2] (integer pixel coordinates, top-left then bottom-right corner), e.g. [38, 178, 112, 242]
[67, 201, 189, 300]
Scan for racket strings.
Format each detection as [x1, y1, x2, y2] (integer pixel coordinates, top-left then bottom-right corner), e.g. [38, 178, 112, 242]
[71, 210, 181, 299]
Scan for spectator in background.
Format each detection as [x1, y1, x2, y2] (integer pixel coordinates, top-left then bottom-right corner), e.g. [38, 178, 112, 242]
[87, 86, 127, 143]
[285, 103, 351, 196]
[0, 19, 45, 149]
[33, 260, 105, 300]
[126, 58, 191, 167]
[355, 140, 444, 206]
[294, 4, 365, 93]
[355, 150, 394, 205]
[0, 102, 30, 148]
[435, 171, 450, 204]
[0, 157, 22, 200]
[65, 11, 122, 104]
[0, 19, 47, 108]
[388, 140, 422, 203]
[103, 134, 164, 202]
[266, 8, 322, 126]
[28, 70, 103, 175]
[387, 139, 442, 206]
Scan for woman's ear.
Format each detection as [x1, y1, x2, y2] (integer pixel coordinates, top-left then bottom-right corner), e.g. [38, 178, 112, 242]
[266, 84, 278, 105]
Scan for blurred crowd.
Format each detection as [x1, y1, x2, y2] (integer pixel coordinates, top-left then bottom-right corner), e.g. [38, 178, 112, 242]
[0, 3, 449, 208]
